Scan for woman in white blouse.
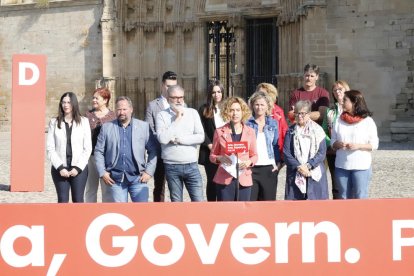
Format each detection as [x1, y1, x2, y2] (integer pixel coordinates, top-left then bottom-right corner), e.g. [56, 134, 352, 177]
[47, 92, 92, 203]
[198, 80, 227, 201]
[331, 90, 379, 199]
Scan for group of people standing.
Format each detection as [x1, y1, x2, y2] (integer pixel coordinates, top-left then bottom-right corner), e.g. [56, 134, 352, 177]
[284, 64, 379, 200]
[46, 65, 378, 203]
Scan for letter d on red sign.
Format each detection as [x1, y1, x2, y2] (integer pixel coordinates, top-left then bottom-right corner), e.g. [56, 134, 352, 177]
[11, 55, 47, 192]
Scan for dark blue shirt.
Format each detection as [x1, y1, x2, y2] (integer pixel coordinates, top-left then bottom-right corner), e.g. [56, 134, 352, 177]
[111, 121, 139, 183]
[231, 133, 242, 142]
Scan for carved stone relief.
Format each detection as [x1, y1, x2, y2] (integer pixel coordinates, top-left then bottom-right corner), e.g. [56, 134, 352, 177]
[165, 0, 174, 11]
[182, 77, 196, 107]
[144, 77, 158, 108]
[146, 0, 154, 12]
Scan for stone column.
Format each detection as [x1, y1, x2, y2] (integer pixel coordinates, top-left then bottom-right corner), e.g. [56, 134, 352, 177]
[101, 0, 119, 103]
[144, 77, 158, 109]
[182, 77, 196, 108]
[228, 15, 245, 98]
[230, 73, 244, 98]
[125, 77, 139, 116]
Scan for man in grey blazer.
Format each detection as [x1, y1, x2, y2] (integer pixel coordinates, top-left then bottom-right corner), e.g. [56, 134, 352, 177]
[145, 71, 177, 202]
[95, 96, 158, 202]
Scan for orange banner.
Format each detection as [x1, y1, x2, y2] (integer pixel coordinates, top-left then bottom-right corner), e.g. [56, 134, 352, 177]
[0, 200, 414, 275]
[10, 54, 47, 191]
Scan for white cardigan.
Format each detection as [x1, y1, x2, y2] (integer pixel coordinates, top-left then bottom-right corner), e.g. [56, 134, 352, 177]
[46, 117, 92, 170]
[331, 116, 379, 170]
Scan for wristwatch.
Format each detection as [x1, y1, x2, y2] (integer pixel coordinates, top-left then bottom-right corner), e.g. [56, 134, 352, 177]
[306, 163, 312, 170]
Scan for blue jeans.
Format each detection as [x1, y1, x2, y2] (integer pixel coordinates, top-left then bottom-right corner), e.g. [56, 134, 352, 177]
[108, 177, 149, 202]
[335, 167, 372, 199]
[164, 162, 203, 202]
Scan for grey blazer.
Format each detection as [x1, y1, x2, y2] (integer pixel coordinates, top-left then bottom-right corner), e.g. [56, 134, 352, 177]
[145, 97, 166, 134]
[94, 118, 158, 178]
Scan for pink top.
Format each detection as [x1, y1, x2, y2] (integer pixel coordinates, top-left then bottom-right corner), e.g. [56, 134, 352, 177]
[209, 123, 258, 186]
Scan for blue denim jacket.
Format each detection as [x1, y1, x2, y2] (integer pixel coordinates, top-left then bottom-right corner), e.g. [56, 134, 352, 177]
[246, 116, 281, 163]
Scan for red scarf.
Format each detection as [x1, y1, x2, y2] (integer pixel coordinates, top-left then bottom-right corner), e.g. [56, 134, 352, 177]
[340, 112, 363, 124]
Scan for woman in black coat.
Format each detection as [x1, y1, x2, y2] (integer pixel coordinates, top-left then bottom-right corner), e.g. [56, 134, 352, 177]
[198, 80, 227, 201]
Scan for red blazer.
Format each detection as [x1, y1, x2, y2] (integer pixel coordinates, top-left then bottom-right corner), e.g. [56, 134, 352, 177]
[271, 103, 288, 158]
[209, 123, 258, 186]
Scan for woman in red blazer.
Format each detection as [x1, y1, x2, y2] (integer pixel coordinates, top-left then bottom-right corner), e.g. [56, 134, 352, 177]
[209, 97, 258, 201]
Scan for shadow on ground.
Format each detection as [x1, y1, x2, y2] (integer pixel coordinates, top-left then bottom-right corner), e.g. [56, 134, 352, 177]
[0, 184, 10, 191]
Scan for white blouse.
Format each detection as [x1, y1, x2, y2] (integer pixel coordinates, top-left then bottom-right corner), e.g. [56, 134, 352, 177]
[214, 107, 226, 128]
[255, 132, 275, 166]
[331, 116, 379, 170]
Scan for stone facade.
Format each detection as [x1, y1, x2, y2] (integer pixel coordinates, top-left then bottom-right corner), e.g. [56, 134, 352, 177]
[0, 0, 103, 131]
[0, 0, 413, 141]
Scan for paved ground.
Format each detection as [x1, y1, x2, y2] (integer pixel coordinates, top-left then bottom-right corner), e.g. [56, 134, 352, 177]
[1, 132, 413, 203]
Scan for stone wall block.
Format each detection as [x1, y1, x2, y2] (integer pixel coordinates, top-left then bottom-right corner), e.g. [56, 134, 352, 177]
[391, 133, 409, 141]
[401, 87, 414, 94]
[396, 93, 408, 102]
[406, 82, 414, 88]
[395, 103, 409, 109]
[391, 127, 414, 134]
[364, 20, 375, 27]
[406, 29, 414, 36]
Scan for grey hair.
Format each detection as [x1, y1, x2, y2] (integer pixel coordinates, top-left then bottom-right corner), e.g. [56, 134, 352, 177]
[294, 100, 312, 114]
[167, 85, 184, 96]
[115, 96, 133, 108]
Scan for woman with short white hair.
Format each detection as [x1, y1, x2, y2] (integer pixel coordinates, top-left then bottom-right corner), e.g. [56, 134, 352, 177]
[283, 100, 328, 200]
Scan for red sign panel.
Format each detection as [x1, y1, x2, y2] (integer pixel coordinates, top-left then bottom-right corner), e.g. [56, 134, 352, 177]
[225, 141, 248, 154]
[10, 54, 47, 191]
[0, 200, 414, 275]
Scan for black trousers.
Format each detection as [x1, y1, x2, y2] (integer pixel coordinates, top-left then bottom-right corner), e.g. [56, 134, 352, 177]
[153, 159, 166, 202]
[250, 165, 278, 201]
[216, 178, 251, 201]
[51, 166, 88, 203]
[203, 161, 219, 201]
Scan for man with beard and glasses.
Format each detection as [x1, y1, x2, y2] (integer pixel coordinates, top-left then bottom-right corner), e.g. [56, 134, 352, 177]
[94, 96, 158, 202]
[156, 85, 205, 202]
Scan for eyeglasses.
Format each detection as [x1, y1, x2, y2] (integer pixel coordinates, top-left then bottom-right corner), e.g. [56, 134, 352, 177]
[295, 112, 309, 117]
[169, 96, 184, 100]
[333, 88, 344, 93]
